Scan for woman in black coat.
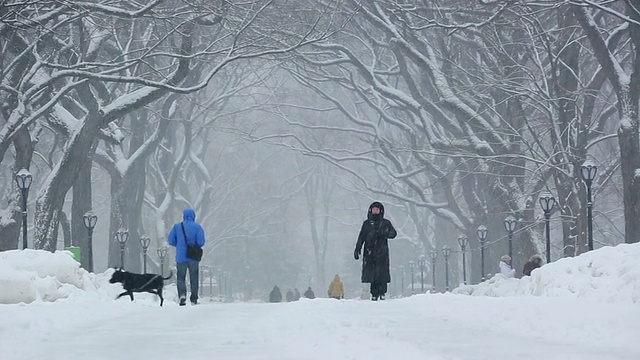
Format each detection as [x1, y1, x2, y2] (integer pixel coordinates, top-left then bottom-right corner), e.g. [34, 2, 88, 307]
[354, 202, 397, 300]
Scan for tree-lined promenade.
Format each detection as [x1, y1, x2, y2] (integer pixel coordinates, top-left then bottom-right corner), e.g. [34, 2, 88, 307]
[0, 1, 634, 295]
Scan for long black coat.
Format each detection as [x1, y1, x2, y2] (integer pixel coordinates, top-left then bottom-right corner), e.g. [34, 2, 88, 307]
[355, 202, 397, 284]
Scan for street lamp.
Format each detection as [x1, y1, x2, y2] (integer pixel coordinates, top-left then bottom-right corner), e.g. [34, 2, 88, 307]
[429, 249, 437, 293]
[580, 162, 597, 251]
[418, 255, 426, 293]
[222, 271, 228, 301]
[503, 216, 517, 262]
[409, 260, 415, 294]
[442, 246, 451, 291]
[209, 267, 214, 300]
[399, 265, 405, 297]
[157, 247, 168, 276]
[115, 229, 129, 269]
[217, 269, 224, 301]
[391, 267, 396, 296]
[457, 235, 468, 285]
[140, 235, 151, 273]
[15, 168, 32, 250]
[476, 225, 488, 281]
[223, 271, 232, 301]
[539, 194, 556, 263]
[82, 211, 98, 272]
[200, 264, 207, 297]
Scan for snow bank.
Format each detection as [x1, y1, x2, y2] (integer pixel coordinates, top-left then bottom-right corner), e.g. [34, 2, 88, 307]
[453, 243, 640, 304]
[0, 249, 157, 304]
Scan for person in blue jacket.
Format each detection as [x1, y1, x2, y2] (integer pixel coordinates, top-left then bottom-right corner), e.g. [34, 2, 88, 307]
[168, 208, 206, 306]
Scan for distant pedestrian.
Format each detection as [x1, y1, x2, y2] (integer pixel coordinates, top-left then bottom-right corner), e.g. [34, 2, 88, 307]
[354, 201, 397, 301]
[499, 255, 515, 278]
[522, 254, 543, 276]
[293, 288, 301, 300]
[285, 288, 294, 302]
[269, 285, 282, 303]
[168, 208, 205, 306]
[327, 274, 344, 299]
[304, 286, 316, 299]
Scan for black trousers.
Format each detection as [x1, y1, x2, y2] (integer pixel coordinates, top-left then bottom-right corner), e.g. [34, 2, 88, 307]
[370, 282, 387, 297]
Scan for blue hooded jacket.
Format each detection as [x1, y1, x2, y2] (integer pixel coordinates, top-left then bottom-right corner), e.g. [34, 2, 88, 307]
[168, 208, 206, 263]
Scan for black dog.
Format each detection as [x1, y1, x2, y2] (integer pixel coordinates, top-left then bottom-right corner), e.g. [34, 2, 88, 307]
[109, 269, 173, 306]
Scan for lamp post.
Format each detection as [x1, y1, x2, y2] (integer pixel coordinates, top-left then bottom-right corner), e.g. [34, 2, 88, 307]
[457, 235, 468, 285]
[399, 265, 405, 297]
[200, 265, 206, 297]
[442, 246, 451, 291]
[209, 267, 214, 300]
[217, 269, 224, 300]
[539, 194, 556, 263]
[418, 255, 426, 293]
[82, 211, 98, 272]
[221, 271, 226, 301]
[115, 229, 129, 269]
[140, 235, 151, 273]
[429, 249, 437, 293]
[394, 267, 398, 296]
[15, 168, 32, 250]
[391, 267, 397, 296]
[580, 162, 597, 251]
[409, 260, 415, 294]
[476, 225, 488, 281]
[503, 216, 517, 262]
[157, 247, 168, 276]
[223, 271, 232, 301]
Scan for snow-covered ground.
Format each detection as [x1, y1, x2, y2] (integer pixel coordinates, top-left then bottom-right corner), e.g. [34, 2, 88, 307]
[1, 245, 639, 360]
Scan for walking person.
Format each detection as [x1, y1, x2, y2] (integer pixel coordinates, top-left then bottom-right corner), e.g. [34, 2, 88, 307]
[285, 288, 294, 302]
[269, 285, 282, 303]
[499, 255, 515, 278]
[354, 201, 397, 301]
[327, 274, 344, 300]
[168, 208, 205, 306]
[304, 286, 316, 299]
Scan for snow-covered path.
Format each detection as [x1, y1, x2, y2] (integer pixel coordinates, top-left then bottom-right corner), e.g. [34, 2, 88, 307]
[2, 294, 639, 360]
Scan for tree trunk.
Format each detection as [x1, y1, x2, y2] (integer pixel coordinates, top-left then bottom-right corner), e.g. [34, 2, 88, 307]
[59, 210, 71, 248]
[72, 161, 92, 269]
[554, 5, 584, 256]
[618, 90, 640, 244]
[620, 4, 640, 244]
[34, 110, 100, 251]
[0, 194, 21, 251]
[0, 128, 34, 250]
[107, 176, 129, 268]
[106, 160, 148, 270]
[125, 113, 149, 272]
[574, 3, 640, 244]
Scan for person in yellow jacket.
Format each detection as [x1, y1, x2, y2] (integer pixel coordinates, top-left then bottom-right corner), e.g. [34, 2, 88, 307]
[327, 274, 344, 299]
